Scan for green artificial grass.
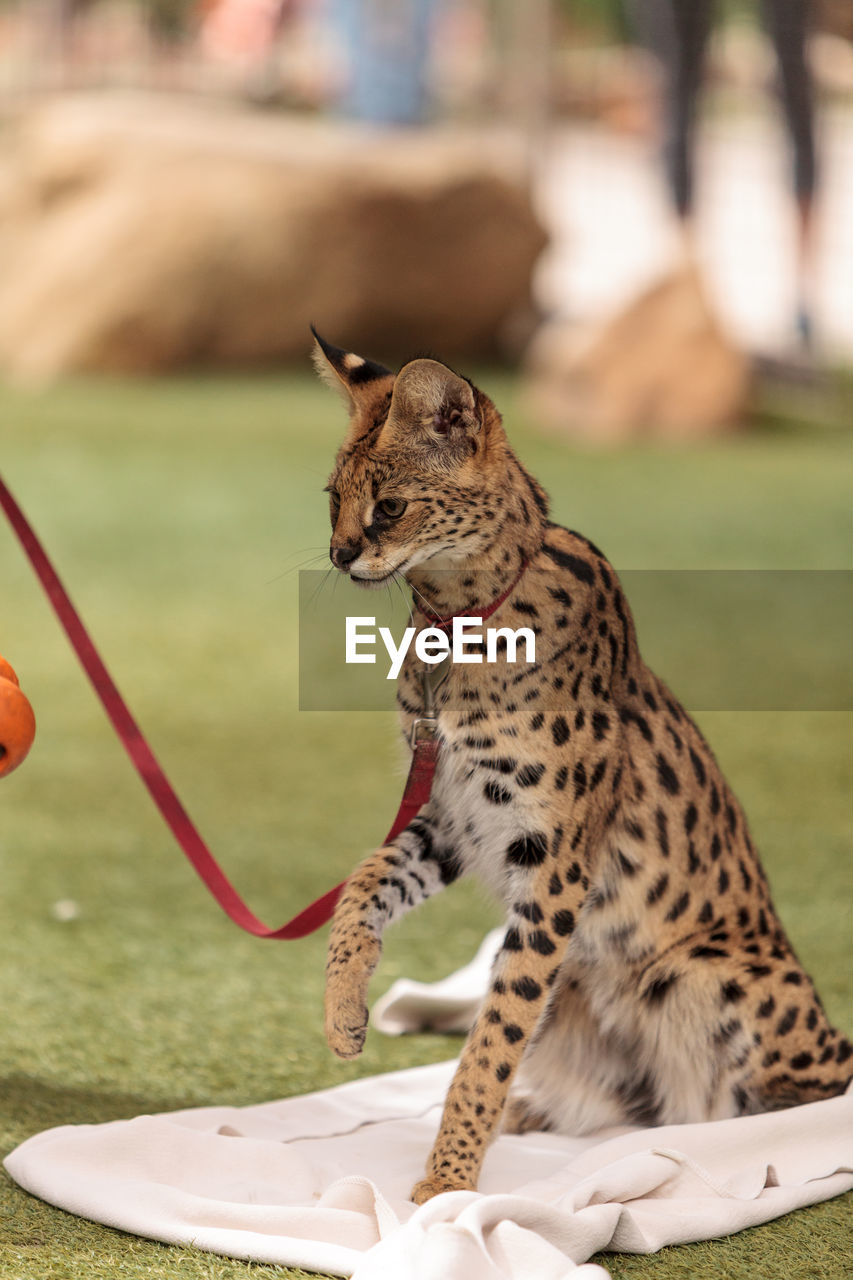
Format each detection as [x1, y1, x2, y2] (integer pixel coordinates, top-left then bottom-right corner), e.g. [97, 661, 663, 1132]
[1, 370, 852, 1280]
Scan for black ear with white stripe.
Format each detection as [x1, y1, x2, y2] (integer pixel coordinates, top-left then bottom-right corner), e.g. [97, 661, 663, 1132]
[311, 328, 392, 402]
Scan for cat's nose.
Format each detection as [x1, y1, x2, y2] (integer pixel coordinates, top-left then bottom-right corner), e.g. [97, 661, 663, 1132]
[330, 541, 361, 570]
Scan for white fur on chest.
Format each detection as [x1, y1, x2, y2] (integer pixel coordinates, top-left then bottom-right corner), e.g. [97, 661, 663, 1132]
[429, 726, 549, 905]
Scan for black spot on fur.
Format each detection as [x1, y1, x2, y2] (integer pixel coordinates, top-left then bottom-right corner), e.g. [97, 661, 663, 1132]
[528, 930, 557, 956]
[495, 1063, 511, 1083]
[512, 975, 542, 1001]
[644, 972, 678, 1003]
[655, 808, 670, 858]
[689, 747, 707, 787]
[503, 1023, 524, 1045]
[665, 892, 690, 923]
[715, 1018, 743, 1046]
[592, 711, 610, 740]
[721, 981, 746, 1004]
[656, 754, 680, 795]
[542, 543, 595, 584]
[480, 756, 517, 774]
[552, 909, 575, 936]
[620, 708, 653, 743]
[506, 833, 548, 867]
[554, 766, 568, 791]
[552, 716, 570, 746]
[776, 1006, 799, 1036]
[517, 763, 545, 788]
[646, 872, 669, 906]
[616, 849, 637, 877]
[615, 1070, 660, 1127]
[484, 780, 512, 805]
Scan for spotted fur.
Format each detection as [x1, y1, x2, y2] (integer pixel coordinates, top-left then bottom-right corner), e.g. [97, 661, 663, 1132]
[315, 334, 852, 1205]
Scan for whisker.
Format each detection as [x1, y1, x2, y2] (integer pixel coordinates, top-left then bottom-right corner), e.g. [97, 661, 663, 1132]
[266, 546, 330, 585]
[268, 555, 331, 586]
[306, 566, 335, 609]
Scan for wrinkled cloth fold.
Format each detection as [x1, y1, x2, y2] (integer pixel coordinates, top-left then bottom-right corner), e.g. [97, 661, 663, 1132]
[373, 928, 504, 1036]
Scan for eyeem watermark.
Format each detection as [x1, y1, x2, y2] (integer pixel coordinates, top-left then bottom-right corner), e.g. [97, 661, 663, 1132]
[298, 569, 853, 711]
[346, 616, 536, 680]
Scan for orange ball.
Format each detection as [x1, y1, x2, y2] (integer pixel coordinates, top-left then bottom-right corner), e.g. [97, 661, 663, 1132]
[0, 656, 20, 686]
[0, 665, 36, 778]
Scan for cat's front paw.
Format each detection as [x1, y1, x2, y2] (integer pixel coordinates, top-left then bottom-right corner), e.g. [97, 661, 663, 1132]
[324, 995, 368, 1059]
[410, 1172, 473, 1204]
[324, 936, 380, 1059]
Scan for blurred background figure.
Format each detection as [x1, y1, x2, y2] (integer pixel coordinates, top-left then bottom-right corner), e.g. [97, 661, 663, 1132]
[630, 0, 818, 349]
[201, 0, 301, 90]
[0, 0, 852, 437]
[327, 0, 436, 125]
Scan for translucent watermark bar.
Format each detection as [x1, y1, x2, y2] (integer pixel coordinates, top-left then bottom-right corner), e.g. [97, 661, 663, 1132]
[298, 570, 853, 712]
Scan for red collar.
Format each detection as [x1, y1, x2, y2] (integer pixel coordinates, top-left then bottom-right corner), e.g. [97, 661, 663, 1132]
[414, 558, 530, 634]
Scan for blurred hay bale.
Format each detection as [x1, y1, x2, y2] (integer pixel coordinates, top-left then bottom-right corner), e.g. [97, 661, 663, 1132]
[525, 264, 752, 444]
[0, 95, 546, 380]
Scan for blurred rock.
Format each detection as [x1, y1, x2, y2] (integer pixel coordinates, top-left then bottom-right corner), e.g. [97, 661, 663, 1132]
[0, 95, 547, 379]
[552, 45, 658, 136]
[816, 0, 853, 43]
[525, 264, 752, 443]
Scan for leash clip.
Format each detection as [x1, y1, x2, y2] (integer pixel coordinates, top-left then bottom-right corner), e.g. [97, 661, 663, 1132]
[410, 658, 450, 747]
[410, 715, 438, 747]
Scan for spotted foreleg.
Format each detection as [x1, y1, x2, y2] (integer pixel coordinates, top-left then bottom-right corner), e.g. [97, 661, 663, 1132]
[411, 848, 586, 1202]
[325, 814, 459, 1059]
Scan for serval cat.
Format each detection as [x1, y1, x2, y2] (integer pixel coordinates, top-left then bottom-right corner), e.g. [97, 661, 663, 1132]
[314, 332, 851, 1205]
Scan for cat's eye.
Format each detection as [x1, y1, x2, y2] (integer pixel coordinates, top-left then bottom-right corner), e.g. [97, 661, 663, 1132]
[376, 497, 408, 520]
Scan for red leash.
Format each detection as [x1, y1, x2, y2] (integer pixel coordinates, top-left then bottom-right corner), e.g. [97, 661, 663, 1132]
[0, 473, 438, 940]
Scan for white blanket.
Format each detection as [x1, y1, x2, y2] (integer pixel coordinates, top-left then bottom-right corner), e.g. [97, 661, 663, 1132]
[6, 935, 853, 1280]
[373, 928, 505, 1036]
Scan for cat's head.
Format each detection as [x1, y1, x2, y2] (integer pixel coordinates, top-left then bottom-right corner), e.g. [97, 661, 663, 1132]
[314, 330, 507, 587]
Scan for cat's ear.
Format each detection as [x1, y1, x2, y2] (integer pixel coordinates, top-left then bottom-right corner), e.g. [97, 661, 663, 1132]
[383, 358, 481, 449]
[311, 328, 393, 405]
